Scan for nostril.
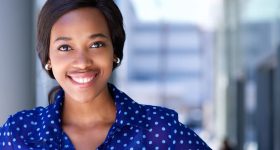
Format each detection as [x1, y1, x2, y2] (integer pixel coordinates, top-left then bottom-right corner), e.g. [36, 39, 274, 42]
[72, 54, 93, 68]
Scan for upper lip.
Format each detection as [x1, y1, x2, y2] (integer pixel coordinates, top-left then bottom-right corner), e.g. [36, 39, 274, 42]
[67, 70, 99, 80]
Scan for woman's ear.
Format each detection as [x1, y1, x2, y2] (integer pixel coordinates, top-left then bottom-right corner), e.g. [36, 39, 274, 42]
[45, 60, 52, 70]
[113, 57, 120, 64]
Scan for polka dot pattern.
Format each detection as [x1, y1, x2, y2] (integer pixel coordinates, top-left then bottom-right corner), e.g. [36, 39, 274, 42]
[0, 83, 211, 150]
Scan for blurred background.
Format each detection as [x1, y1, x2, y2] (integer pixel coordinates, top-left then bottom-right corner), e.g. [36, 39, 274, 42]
[1, 0, 280, 149]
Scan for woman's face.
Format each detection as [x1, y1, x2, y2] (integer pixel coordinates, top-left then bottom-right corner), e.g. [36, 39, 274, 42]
[49, 7, 114, 103]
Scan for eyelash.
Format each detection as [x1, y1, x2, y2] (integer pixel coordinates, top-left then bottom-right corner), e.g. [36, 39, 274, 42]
[58, 45, 72, 51]
[90, 41, 105, 48]
[57, 42, 105, 51]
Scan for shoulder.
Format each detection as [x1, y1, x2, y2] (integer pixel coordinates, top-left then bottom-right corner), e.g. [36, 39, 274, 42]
[172, 122, 211, 149]
[139, 104, 179, 127]
[0, 106, 49, 133]
[1, 106, 44, 127]
[132, 103, 182, 136]
[0, 106, 52, 148]
[1, 106, 47, 130]
[135, 104, 211, 149]
[107, 84, 211, 149]
[120, 96, 179, 129]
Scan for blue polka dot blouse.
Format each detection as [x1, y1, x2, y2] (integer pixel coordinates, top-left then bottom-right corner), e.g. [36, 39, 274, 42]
[0, 83, 211, 150]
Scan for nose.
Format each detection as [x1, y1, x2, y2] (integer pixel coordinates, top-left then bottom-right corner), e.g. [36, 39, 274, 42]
[72, 50, 93, 69]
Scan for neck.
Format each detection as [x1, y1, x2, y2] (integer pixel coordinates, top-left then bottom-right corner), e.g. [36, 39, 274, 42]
[62, 87, 116, 128]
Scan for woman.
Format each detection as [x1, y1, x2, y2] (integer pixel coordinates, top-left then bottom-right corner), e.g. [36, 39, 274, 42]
[0, 0, 211, 149]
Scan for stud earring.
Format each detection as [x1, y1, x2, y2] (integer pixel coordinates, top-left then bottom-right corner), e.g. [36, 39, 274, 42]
[114, 57, 120, 64]
[45, 63, 51, 70]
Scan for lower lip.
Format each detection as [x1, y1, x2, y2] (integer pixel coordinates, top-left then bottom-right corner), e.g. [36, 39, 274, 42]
[68, 74, 98, 88]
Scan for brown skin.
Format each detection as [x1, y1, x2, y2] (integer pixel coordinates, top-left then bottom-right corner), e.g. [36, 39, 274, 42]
[49, 8, 116, 149]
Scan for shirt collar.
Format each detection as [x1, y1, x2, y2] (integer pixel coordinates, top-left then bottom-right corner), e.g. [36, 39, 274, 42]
[40, 83, 146, 144]
[107, 83, 146, 129]
[52, 83, 143, 124]
[24, 89, 65, 147]
[39, 89, 64, 144]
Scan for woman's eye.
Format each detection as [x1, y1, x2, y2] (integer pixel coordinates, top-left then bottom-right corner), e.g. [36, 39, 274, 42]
[91, 42, 104, 48]
[58, 45, 72, 51]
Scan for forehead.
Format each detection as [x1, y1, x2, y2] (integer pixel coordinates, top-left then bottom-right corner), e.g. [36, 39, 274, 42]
[50, 7, 110, 39]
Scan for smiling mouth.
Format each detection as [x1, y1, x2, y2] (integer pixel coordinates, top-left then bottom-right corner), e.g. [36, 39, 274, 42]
[67, 71, 99, 87]
[71, 76, 94, 84]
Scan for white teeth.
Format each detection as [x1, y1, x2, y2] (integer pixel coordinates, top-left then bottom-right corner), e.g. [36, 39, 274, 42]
[72, 77, 93, 84]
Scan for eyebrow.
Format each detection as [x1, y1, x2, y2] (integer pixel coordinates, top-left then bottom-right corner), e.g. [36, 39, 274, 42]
[54, 33, 109, 42]
[89, 33, 109, 39]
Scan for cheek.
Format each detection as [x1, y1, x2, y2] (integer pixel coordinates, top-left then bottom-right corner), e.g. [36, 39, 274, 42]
[51, 62, 65, 81]
[95, 50, 114, 67]
[103, 55, 114, 71]
[94, 57, 114, 76]
[49, 53, 68, 79]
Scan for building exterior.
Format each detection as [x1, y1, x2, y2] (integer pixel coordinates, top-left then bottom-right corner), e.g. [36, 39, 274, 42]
[116, 0, 214, 127]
